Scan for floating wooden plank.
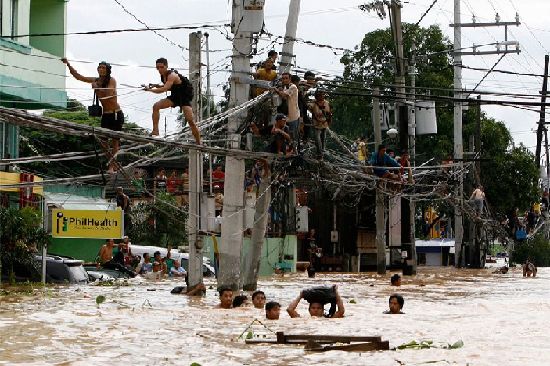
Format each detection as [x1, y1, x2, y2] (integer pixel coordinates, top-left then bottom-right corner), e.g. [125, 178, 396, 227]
[245, 339, 340, 345]
[276, 332, 382, 343]
[305, 340, 390, 352]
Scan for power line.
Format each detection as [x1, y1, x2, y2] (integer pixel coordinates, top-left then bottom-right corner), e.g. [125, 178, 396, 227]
[470, 53, 506, 93]
[414, 0, 441, 27]
[112, 0, 188, 54]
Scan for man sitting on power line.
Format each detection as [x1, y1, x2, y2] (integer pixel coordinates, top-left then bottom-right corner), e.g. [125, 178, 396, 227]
[62, 58, 123, 173]
[142, 57, 201, 144]
[369, 144, 401, 182]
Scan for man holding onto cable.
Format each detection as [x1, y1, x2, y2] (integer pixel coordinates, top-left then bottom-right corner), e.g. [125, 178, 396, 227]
[62, 58, 123, 173]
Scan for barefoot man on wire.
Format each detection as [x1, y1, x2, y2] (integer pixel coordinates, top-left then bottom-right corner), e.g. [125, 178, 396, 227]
[142, 57, 201, 144]
[62, 58, 123, 173]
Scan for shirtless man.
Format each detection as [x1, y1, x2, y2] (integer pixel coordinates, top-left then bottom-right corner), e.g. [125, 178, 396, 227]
[143, 57, 201, 144]
[97, 239, 116, 265]
[218, 287, 233, 309]
[287, 286, 345, 318]
[62, 59, 123, 172]
[523, 259, 537, 277]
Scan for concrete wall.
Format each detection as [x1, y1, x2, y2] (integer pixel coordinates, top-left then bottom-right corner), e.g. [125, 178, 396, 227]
[29, 0, 67, 57]
[202, 235, 298, 277]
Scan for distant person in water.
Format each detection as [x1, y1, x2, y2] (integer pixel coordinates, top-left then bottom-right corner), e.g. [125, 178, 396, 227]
[218, 287, 233, 309]
[232, 295, 249, 308]
[265, 301, 281, 320]
[384, 294, 404, 314]
[287, 285, 345, 318]
[523, 259, 537, 277]
[390, 274, 401, 286]
[252, 290, 266, 309]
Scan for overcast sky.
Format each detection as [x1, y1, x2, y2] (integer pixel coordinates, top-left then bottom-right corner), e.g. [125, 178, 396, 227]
[65, 0, 550, 155]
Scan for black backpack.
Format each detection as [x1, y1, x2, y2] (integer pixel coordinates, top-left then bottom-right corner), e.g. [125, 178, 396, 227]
[162, 69, 194, 101]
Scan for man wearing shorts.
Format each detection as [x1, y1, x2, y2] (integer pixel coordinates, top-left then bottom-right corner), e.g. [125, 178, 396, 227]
[143, 57, 201, 144]
[62, 58, 124, 172]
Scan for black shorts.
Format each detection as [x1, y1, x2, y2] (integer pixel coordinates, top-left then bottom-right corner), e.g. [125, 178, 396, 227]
[101, 110, 124, 131]
[167, 94, 192, 108]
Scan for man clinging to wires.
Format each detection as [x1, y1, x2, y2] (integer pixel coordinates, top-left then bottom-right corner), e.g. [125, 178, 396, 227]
[142, 57, 201, 144]
[62, 58, 123, 173]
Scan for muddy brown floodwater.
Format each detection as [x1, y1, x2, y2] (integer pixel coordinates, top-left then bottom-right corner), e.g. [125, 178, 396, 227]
[1, 267, 549, 366]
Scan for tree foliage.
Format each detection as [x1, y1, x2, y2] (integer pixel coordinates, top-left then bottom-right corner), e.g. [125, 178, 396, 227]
[127, 192, 188, 247]
[512, 234, 550, 266]
[0, 207, 49, 282]
[19, 101, 150, 178]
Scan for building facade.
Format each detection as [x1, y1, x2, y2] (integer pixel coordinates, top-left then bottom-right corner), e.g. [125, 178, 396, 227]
[1, 0, 68, 159]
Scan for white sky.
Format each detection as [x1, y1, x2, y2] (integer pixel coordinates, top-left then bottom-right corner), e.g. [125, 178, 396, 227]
[65, 0, 550, 154]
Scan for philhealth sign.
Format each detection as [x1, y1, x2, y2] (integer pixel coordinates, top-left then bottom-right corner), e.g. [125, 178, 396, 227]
[52, 209, 124, 239]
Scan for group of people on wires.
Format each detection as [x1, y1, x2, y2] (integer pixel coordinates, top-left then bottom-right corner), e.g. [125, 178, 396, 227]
[249, 50, 333, 159]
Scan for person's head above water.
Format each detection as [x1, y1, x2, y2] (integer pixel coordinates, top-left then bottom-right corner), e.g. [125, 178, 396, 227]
[308, 302, 324, 317]
[388, 294, 404, 314]
[391, 274, 402, 286]
[252, 290, 266, 309]
[232, 295, 248, 308]
[265, 301, 281, 320]
[218, 287, 233, 309]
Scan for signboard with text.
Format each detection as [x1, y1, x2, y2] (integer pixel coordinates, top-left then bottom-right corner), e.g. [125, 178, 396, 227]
[51, 209, 124, 239]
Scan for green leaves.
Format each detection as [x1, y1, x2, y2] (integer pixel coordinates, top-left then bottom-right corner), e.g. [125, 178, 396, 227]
[95, 295, 106, 306]
[397, 339, 464, 350]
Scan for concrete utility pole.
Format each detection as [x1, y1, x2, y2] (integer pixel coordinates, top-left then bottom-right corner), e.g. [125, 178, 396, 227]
[390, 0, 415, 274]
[219, 0, 265, 291]
[204, 32, 214, 196]
[187, 31, 204, 289]
[279, 0, 301, 74]
[536, 55, 549, 170]
[450, 6, 520, 266]
[242, 166, 271, 290]
[373, 87, 386, 274]
[475, 95, 481, 186]
[453, 0, 464, 267]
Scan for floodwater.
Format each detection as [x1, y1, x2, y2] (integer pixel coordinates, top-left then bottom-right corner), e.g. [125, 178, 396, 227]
[1, 267, 549, 366]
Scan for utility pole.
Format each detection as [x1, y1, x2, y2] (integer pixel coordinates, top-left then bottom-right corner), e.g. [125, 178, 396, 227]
[452, 0, 464, 267]
[450, 6, 520, 267]
[242, 164, 271, 290]
[390, 0, 415, 274]
[373, 87, 386, 274]
[536, 55, 549, 170]
[204, 32, 214, 196]
[279, 0, 301, 74]
[475, 95, 481, 186]
[219, 0, 264, 291]
[187, 31, 204, 290]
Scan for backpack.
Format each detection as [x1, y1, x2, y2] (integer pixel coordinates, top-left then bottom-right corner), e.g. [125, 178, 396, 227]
[162, 69, 194, 101]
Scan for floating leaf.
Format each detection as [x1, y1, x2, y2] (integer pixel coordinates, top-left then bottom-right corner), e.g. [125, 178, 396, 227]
[349, 299, 357, 304]
[449, 340, 464, 349]
[246, 331, 254, 339]
[190, 363, 202, 366]
[95, 295, 106, 306]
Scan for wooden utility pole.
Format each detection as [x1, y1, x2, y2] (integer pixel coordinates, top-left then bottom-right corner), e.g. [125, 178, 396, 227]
[219, 0, 264, 291]
[373, 87, 386, 274]
[187, 32, 204, 289]
[536, 55, 549, 170]
[279, 0, 301, 74]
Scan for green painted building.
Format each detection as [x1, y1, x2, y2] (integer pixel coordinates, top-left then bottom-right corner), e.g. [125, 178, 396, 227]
[1, 0, 68, 159]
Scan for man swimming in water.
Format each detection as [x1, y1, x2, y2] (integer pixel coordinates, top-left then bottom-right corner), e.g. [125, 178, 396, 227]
[384, 294, 405, 314]
[218, 287, 233, 309]
[286, 285, 345, 318]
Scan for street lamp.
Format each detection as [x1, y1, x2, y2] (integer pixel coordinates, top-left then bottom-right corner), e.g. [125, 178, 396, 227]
[387, 128, 398, 140]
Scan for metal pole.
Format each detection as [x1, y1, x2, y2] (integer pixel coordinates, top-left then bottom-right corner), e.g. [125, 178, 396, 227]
[409, 42, 417, 274]
[41, 197, 47, 284]
[279, 0, 301, 74]
[453, 0, 464, 267]
[373, 87, 386, 274]
[187, 31, 204, 289]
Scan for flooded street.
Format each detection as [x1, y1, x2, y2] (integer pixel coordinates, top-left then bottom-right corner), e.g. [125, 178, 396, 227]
[1, 267, 549, 365]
